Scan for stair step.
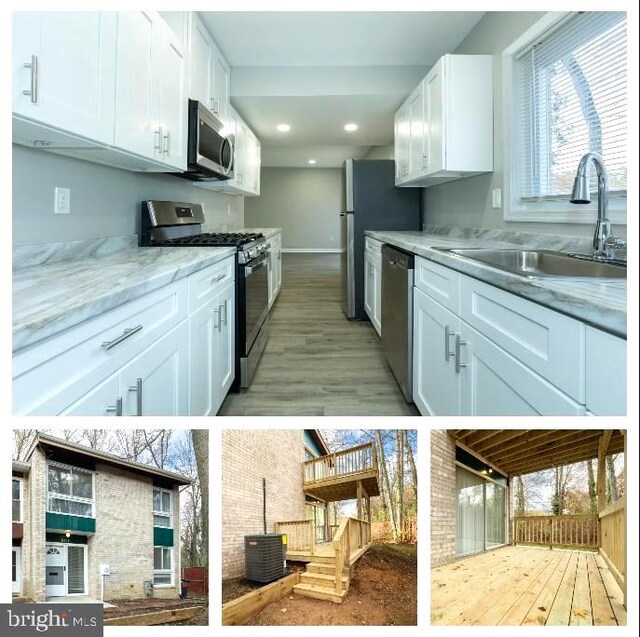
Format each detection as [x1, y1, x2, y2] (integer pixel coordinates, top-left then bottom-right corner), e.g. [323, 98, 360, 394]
[306, 562, 349, 576]
[301, 572, 349, 588]
[293, 583, 347, 604]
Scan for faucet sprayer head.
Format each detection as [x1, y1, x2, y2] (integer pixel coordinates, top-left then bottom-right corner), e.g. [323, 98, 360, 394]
[569, 173, 591, 204]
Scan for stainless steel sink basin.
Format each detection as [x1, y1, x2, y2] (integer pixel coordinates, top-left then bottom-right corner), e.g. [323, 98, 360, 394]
[435, 248, 627, 279]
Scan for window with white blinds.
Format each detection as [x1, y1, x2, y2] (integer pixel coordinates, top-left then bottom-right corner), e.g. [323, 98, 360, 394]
[513, 11, 627, 203]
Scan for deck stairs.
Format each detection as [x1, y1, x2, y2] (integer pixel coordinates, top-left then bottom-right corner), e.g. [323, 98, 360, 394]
[293, 556, 351, 603]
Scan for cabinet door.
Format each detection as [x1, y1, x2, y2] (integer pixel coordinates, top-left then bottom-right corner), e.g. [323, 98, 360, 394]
[585, 327, 626, 415]
[413, 288, 460, 416]
[212, 45, 230, 124]
[407, 83, 425, 180]
[372, 260, 382, 337]
[214, 283, 236, 409]
[58, 373, 122, 416]
[234, 119, 247, 187]
[156, 23, 187, 169]
[188, 13, 214, 107]
[458, 323, 585, 416]
[13, 12, 117, 144]
[268, 250, 276, 308]
[114, 11, 162, 159]
[394, 103, 410, 183]
[188, 298, 217, 416]
[120, 322, 189, 416]
[364, 254, 374, 322]
[424, 58, 444, 174]
[275, 240, 282, 294]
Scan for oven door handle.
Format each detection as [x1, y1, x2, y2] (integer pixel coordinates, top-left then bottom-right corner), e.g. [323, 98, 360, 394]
[244, 255, 269, 277]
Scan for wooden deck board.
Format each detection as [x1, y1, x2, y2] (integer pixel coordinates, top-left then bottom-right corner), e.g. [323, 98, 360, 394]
[432, 546, 626, 626]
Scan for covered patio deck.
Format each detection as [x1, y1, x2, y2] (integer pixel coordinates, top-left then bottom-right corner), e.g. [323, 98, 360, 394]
[431, 545, 626, 626]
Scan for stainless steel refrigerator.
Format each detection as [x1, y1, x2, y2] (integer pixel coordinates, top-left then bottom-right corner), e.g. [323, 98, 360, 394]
[340, 159, 421, 319]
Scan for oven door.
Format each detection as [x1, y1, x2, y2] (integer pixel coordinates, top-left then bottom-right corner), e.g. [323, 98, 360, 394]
[242, 253, 269, 354]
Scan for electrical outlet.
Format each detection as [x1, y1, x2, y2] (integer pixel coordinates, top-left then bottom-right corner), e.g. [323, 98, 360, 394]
[54, 187, 71, 214]
[492, 188, 502, 209]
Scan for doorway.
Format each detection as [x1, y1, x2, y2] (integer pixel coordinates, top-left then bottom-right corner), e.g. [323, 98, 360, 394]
[45, 543, 87, 597]
[12, 548, 21, 594]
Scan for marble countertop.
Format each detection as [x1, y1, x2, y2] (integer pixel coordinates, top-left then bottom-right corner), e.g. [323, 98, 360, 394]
[366, 230, 627, 338]
[13, 243, 235, 352]
[243, 227, 281, 239]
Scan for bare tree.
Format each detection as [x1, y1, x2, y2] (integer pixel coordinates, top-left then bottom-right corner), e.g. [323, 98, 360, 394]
[515, 476, 526, 517]
[395, 430, 404, 541]
[607, 455, 619, 503]
[113, 430, 149, 462]
[587, 460, 597, 513]
[143, 430, 173, 469]
[13, 430, 39, 461]
[375, 430, 397, 540]
[405, 430, 418, 503]
[191, 430, 209, 567]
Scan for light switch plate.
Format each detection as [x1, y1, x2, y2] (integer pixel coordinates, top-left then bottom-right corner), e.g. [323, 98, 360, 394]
[492, 188, 502, 209]
[54, 187, 71, 214]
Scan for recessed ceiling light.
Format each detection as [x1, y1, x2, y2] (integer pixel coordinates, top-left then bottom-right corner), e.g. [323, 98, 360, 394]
[344, 123, 358, 132]
[308, 159, 317, 165]
[276, 123, 291, 132]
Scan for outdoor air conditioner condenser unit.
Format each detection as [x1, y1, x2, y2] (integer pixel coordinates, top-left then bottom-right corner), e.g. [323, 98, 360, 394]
[244, 534, 286, 583]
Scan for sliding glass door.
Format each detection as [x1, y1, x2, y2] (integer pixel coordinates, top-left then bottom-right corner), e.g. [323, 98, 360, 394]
[455, 465, 506, 556]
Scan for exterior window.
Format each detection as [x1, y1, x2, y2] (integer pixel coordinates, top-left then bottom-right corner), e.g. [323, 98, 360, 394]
[153, 547, 173, 585]
[12, 478, 22, 522]
[47, 463, 94, 517]
[506, 12, 627, 221]
[153, 488, 172, 528]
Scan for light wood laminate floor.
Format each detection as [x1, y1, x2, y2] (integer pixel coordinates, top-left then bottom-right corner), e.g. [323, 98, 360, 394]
[219, 253, 418, 416]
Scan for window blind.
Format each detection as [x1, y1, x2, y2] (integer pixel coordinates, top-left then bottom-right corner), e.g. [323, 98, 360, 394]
[514, 12, 627, 201]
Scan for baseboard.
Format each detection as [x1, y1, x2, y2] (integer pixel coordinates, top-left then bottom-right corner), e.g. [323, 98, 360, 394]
[281, 248, 342, 253]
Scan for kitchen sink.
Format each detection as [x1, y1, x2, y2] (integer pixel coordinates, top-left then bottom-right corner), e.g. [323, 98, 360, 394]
[434, 248, 627, 279]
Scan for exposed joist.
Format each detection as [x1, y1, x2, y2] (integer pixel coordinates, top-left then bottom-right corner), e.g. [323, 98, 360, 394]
[470, 430, 534, 454]
[486, 430, 579, 462]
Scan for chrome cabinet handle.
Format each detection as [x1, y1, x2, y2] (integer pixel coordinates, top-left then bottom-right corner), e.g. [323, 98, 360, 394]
[213, 307, 221, 330]
[23, 55, 38, 103]
[221, 299, 228, 326]
[455, 334, 467, 374]
[101, 325, 143, 351]
[210, 97, 216, 111]
[162, 130, 171, 155]
[444, 325, 455, 361]
[214, 98, 219, 114]
[212, 273, 226, 283]
[154, 127, 163, 152]
[106, 397, 123, 416]
[128, 378, 143, 416]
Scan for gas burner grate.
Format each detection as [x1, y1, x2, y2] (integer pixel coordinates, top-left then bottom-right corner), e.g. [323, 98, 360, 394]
[159, 232, 264, 247]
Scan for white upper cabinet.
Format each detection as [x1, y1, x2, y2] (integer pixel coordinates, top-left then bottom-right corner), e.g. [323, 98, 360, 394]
[115, 11, 187, 170]
[187, 13, 231, 125]
[12, 12, 117, 145]
[395, 54, 493, 187]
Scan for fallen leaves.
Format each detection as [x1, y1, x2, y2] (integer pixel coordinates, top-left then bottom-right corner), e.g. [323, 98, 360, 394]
[538, 606, 546, 612]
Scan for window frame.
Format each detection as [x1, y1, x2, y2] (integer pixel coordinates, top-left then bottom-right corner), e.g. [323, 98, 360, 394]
[152, 487, 173, 529]
[502, 11, 627, 224]
[12, 478, 23, 523]
[46, 461, 94, 519]
[153, 546, 174, 587]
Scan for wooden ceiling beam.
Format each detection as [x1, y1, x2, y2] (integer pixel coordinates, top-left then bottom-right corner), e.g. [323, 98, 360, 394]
[471, 430, 534, 454]
[453, 430, 498, 446]
[483, 429, 580, 461]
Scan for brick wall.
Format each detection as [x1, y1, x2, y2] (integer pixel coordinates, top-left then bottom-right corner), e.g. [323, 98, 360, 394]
[18, 471, 31, 598]
[431, 430, 456, 568]
[222, 430, 308, 579]
[26, 448, 47, 602]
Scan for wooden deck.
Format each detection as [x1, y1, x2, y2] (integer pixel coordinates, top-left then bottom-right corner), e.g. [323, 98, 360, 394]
[431, 546, 626, 626]
[287, 540, 369, 564]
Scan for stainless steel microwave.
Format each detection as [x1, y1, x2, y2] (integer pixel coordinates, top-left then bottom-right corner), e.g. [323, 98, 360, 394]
[179, 99, 233, 181]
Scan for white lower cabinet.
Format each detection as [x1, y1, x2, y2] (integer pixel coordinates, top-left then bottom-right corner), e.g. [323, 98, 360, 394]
[364, 239, 382, 336]
[189, 281, 235, 416]
[268, 233, 282, 309]
[585, 326, 626, 415]
[13, 256, 236, 416]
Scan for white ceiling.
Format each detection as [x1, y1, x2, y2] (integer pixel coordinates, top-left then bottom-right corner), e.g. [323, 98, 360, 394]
[200, 11, 485, 167]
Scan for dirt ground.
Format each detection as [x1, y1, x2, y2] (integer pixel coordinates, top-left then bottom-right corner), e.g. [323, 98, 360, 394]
[104, 597, 208, 625]
[222, 562, 306, 604]
[245, 543, 417, 626]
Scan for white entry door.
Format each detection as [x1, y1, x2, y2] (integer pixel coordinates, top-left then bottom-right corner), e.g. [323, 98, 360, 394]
[46, 544, 87, 597]
[45, 544, 66, 597]
[12, 548, 21, 593]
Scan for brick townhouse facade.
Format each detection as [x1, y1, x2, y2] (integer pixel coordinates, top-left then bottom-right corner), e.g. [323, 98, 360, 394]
[12, 434, 190, 603]
[431, 430, 511, 568]
[222, 429, 329, 579]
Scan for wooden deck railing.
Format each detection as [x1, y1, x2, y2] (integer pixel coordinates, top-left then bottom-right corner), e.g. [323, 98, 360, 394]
[304, 443, 376, 484]
[332, 516, 371, 595]
[275, 519, 315, 554]
[599, 498, 626, 602]
[513, 514, 599, 549]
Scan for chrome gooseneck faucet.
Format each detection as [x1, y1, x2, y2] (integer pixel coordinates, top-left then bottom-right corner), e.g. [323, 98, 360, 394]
[569, 152, 626, 260]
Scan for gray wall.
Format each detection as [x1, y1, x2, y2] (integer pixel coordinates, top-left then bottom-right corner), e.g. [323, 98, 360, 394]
[422, 11, 626, 238]
[363, 145, 394, 160]
[12, 145, 244, 246]
[244, 167, 341, 250]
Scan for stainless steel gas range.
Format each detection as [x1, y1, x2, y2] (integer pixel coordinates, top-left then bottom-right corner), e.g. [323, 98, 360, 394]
[140, 200, 270, 389]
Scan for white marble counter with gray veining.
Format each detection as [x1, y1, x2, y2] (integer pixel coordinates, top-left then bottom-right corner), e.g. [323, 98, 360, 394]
[13, 237, 236, 352]
[366, 229, 627, 338]
[243, 227, 282, 239]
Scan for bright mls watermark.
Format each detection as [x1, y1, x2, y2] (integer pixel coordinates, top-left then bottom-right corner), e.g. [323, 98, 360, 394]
[2, 605, 102, 636]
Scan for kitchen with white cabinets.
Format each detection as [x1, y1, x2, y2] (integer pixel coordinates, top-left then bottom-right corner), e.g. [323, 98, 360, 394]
[10, 10, 631, 417]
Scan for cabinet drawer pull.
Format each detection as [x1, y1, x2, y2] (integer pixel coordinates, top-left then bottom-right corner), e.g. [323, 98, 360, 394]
[212, 273, 226, 283]
[154, 127, 163, 152]
[105, 397, 123, 416]
[221, 299, 228, 326]
[23, 55, 39, 103]
[213, 307, 221, 330]
[455, 334, 467, 374]
[444, 325, 455, 361]
[162, 130, 171, 155]
[101, 325, 143, 351]
[128, 378, 143, 416]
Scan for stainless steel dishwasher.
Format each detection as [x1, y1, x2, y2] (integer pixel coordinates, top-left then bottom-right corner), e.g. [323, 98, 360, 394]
[381, 244, 414, 402]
